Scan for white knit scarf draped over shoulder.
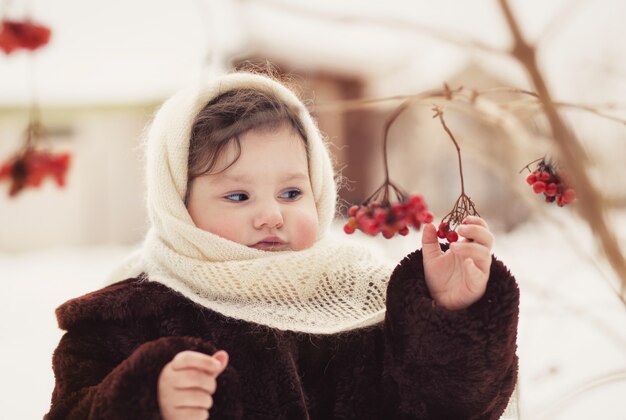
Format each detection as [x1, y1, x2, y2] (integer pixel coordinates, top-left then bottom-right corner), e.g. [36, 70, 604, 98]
[111, 73, 395, 334]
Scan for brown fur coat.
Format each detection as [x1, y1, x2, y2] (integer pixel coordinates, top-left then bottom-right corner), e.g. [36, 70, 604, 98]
[46, 249, 519, 419]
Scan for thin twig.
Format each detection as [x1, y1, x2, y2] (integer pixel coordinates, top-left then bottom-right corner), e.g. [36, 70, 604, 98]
[311, 88, 626, 126]
[433, 106, 465, 195]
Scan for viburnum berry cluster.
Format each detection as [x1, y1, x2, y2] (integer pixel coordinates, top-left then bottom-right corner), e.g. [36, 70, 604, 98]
[431, 105, 480, 243]
[0, 122, 71, 197]
[436, 193, 479, 243]
[0, 19, 51, 54]
[343, 194, 433, 239]
[344, 189, 433, 239]
[0, 149, 71, 197]
[522, 158, 576, 207]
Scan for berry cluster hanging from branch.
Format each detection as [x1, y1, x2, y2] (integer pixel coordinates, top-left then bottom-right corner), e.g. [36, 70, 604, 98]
[0, 12, 71, 198]
[343, 92, 483, 243]
[0, 121, 71, 196]
[344, 99, 434, 239]
[431, 105, 480, 243]
[521, 157, 576, 207]
[0, 18, 50, 54]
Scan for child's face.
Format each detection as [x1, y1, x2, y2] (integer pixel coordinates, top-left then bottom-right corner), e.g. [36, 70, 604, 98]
[186, 124, 319, 251]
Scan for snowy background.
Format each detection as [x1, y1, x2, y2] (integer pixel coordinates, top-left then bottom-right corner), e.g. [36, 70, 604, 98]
[1, 0, 626, 419]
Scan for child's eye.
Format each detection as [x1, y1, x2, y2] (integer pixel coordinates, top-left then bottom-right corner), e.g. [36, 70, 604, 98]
[224, 192, 249, 202]
[280, 189, 302, 200]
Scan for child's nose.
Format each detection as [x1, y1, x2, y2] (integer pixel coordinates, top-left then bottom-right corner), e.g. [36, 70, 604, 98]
[253, 203, 284, 229]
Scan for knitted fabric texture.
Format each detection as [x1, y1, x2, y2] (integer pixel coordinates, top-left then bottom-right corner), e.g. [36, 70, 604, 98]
[113, 72, 395, 334]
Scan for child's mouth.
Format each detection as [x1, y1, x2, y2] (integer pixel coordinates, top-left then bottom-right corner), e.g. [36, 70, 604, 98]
[251, 241, 287, 251]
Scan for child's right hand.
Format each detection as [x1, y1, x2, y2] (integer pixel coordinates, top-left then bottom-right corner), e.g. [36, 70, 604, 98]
[158, 349, 229, 420]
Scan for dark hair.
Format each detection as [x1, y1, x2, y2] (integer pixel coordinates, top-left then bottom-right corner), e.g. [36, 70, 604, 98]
[185, 88, 308, 204]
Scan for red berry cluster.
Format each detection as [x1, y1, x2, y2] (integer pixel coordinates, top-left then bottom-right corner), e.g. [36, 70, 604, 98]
[435, 192, 479, 243]
[344, 194, 434, 239]
[525, 161, 576, 207]
[0, 19, 51, 54]
[436, 221, 459, 242]
[0, 149, 71, 196]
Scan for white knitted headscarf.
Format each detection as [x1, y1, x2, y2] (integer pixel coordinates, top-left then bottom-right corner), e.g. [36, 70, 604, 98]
[112, 72, 395, 334]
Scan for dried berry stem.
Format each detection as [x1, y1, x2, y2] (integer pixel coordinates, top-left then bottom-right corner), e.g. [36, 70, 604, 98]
[518, 157, 544, 174]
[364, 179, 407, 206]
[442, 193, 480, 229]
[365, 85, 463, 204]
[433, 106, 466, 196]
[382, 100, 412, 186]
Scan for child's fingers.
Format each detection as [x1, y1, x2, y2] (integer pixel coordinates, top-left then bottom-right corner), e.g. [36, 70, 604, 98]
[212, 350, 229, 372]
[456, 224, 494, 249]
[462, 215, 489, 229]
[174, 388, 213, 408]
[463, 258, 487, 292]
[173, 370, 217, 394]
[173, 388, 214, 409]
[171, 350, 226, 376]
[450, 242, 491, 272]
[172, 406, 211, 420]
[421, 223, 443, 260]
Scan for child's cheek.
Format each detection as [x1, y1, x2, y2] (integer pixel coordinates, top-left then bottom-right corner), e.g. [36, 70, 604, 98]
[201, 213, 246, 245]
[291, 211, 319, 250]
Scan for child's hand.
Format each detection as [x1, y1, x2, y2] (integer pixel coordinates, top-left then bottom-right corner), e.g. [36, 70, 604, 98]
[158, 350, 229, 420]
[421, 216, 493, 311]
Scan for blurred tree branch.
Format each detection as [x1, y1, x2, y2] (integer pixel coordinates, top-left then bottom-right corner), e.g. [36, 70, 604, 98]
[498, 0, 626, 305]
[312, 88, 626, 126]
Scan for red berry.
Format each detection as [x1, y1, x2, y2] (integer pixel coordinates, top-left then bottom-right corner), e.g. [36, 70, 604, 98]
[562, 188, 576, 204]
[391, 202, 404, 213]
[437, 221, 449, 239]
[399, 226, 410, 236]
[545, 183, 558, 197]
[556, 195, 564, 206]
[355, 207, 368, 220]
[382, 228, 395, 239]
[348, 205, 359, 217]
[446, 231, 459, 242]
[343, 224, 355, 234]
[361, 219, 380, 235]
[373, 208, 387, 224]
[532, 181, 546, 194]
[539, 171, 551, 182]
[526, 173, 538, 185]
[424, 212, 433, 224]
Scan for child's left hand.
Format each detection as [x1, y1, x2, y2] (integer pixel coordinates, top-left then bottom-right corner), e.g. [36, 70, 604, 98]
[421, 216, 494, 311]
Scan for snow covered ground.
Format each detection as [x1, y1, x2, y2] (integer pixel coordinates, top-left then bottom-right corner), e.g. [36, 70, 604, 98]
[1, 210, 625, 419]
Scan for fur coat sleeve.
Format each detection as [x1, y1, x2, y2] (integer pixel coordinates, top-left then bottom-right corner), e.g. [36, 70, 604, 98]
[383, 249, 519, 419]
[45, 283, 243, 420]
